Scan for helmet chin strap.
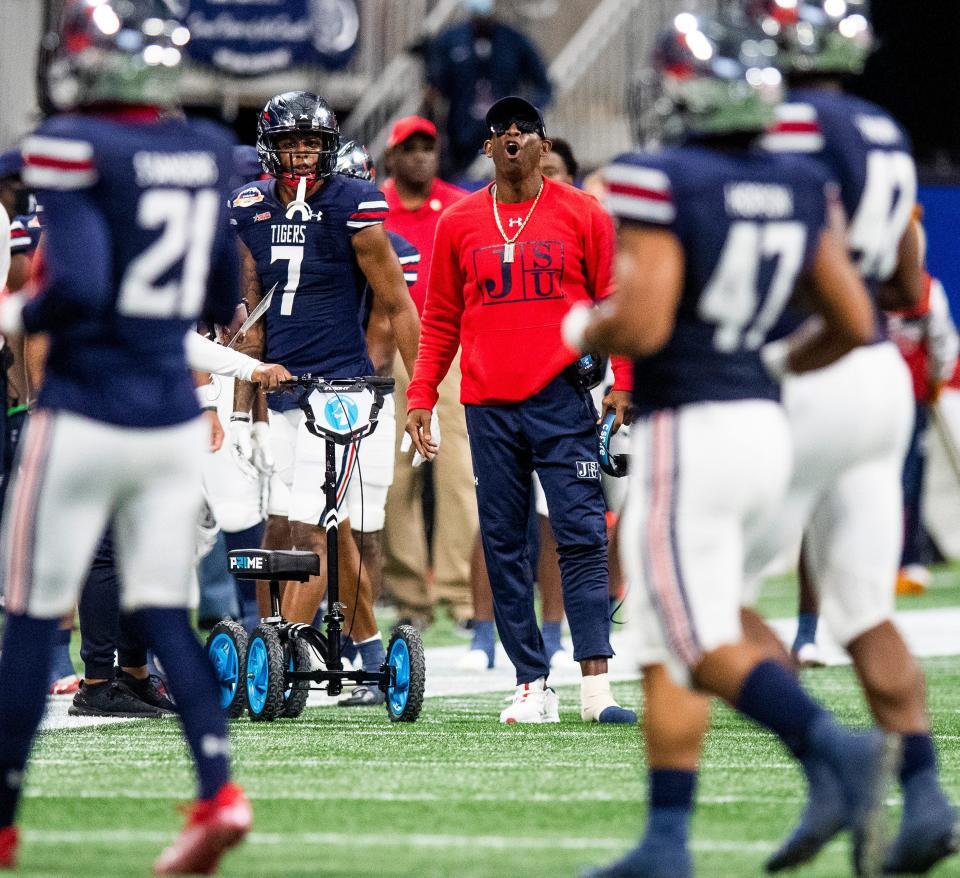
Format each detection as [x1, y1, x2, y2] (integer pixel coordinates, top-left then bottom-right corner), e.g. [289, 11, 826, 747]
[285, 175, 312, 221]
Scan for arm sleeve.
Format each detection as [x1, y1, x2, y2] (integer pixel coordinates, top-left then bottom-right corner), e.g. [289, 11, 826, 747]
[185, 331, 260, 380]
[406, 216, 464, 412]
[585, 200, 633, 392]
[603, 154, 676, 230]
[391, 233, 421, 288]
[347, 181, 389, 235]
[21, 187, 112, 332]
[926, 278, 960, 383]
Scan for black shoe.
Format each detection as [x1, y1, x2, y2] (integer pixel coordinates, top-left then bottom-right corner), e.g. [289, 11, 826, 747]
[116, 671, 176, 712]
[338, 685, 386, 707]
[68, 681, 172, 718]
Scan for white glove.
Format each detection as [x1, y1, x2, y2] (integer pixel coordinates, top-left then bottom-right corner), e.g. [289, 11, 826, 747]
[400, 408, 441, 467]
[561, 302, 592, 353]
[250, 420, 274, 478]
[228, 414, 258, 480]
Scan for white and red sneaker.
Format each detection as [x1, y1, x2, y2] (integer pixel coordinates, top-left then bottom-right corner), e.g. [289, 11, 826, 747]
[0, 826, 18, 870]
[499, 678, 560, 724]
[49, 674, 81, 695]
[153, 783, 251, 875]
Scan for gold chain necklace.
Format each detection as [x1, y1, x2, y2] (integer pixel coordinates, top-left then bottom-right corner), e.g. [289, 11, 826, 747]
[492, 178, 545, 264]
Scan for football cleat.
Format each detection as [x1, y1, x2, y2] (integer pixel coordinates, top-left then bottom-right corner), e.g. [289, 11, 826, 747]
[0, 826, 18, 870]
[793, 642, 826, 669]
[153, 783, 251, 876]
[883, 768, 959, 874]
[895, 565, 930, 597]
[580, 836, 692, 878]
[457, 648, 495, 672]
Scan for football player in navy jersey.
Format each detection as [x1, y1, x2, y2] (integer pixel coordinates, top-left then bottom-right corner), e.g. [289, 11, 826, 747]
[231, 93, 421, 688]
[739, 1, 957, 872]
[562, 13, 891, 878]
[332, 140, 421, 700]
[0, 1, 251, 872]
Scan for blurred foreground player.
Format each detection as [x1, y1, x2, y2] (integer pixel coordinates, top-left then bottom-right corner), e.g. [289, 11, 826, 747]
[564, 12, 893, 877]
[0, 2, 251, 872]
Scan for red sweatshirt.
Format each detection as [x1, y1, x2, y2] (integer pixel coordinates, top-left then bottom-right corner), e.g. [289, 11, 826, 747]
[407, 177, 632, 410]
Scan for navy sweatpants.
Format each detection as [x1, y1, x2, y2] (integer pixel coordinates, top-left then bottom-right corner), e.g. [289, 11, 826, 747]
[465, 373, 612, 684]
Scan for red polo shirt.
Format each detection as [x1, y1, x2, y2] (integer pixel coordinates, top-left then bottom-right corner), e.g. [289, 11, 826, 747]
[407, 176, 632, 411]
[382, 177, 466, 315]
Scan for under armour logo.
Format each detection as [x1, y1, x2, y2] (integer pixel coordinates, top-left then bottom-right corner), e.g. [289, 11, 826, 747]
[508, 217, 524, 229]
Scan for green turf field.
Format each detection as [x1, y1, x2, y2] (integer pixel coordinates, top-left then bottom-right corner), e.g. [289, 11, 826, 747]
[14, 652, 960, 877]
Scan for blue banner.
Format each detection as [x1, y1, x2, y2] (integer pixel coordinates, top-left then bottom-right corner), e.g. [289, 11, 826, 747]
[180, 0, 359, 76]
[919, 185, 960, 315]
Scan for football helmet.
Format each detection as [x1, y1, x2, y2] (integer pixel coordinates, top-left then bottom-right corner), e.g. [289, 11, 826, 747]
[652, 12, 783, 138]
[335, 140, 376, 182]
[256, 91, 340, 184]
[744, 0, 873, 76]
[44, 0, 190, 111]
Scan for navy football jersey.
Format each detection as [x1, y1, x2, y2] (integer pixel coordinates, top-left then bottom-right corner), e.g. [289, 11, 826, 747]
[20, 113, 238, 428]
[230, 174, 389, 411]
[8, 212, 42, 257]
[605, 145, 830, 411]
[764, 89, 917, 291]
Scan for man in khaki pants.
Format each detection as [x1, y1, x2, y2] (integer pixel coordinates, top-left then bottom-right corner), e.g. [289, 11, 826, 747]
[381, 117, 477, 627]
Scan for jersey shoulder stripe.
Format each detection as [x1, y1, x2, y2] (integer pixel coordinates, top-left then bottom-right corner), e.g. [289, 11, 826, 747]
[762, 103, 825, 153]
[604, 160, 675, 225]
[9, 221, 31, 252]
[21, 134, 97, 189]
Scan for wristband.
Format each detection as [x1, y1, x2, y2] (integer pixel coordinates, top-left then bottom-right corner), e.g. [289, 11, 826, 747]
[230, 411, 252, 423]
[760, 339, 791, 382]
[195, 383, 214, 407]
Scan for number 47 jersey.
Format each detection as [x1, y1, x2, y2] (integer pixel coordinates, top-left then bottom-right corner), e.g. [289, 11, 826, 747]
[605, 145, 832, 413]
[20, 113, 239, 428]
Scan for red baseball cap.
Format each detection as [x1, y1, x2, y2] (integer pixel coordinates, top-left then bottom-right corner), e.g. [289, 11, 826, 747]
[387, 116, 438, 148]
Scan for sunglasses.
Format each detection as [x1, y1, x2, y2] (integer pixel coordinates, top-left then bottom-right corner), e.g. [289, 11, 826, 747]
[489, 118, 542, 137]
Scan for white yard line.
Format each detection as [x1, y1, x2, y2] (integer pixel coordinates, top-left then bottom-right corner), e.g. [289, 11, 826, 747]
[19, 828, 776, 853]
[39, 605, 960, 730]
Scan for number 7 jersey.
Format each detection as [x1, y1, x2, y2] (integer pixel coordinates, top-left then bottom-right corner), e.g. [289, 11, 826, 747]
[229, 175, 388, 411]
[605, 145, 831, 413]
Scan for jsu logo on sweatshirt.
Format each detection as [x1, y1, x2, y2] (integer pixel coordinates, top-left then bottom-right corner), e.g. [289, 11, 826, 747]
[474, 241, 565, 305]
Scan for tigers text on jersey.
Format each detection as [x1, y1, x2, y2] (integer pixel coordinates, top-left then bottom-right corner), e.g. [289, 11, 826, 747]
[230, 175, 388, 411]
[19, 112, 239, 428]
[605, 145, 830, 413]
[764, 88, 917, 290]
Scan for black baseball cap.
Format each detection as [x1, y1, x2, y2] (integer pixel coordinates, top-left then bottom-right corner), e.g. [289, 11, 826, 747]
[485, 96, 546, 137]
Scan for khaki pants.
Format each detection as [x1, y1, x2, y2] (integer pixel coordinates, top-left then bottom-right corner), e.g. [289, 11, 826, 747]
[384, 349, 477, 622]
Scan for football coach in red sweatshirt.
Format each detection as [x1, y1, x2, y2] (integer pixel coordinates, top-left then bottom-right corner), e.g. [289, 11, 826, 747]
[406, 97, 635, 725]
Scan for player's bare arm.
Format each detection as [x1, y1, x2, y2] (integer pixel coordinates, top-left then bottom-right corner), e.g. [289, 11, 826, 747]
[353, 223, 421, 378]
[876, 218, 923, 311]
[365, 293, 397, 376]
[233, 239, 266, 413]
[577, 225, 684, 359]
